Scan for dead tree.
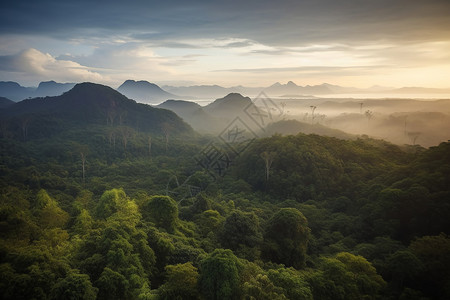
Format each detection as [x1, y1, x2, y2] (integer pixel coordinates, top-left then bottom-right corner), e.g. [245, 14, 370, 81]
[107, 128, 117, 150]
[75, 144, 89, 185]
[161, 122, 173, 152]
[118, 110, 127, 126]
[20, 116, 31, 140]
[310, 106, 317, 124]
[408, 131, 421, 146]
[119, 126, 134, 151]
[80, 151, 87, 185]
[404, 115, 408, 137]
[148, 135, 152, 157]
[365, 110, 373, 126]
[359, 102, 364, 114]
[106, 100, 117, 126]
[261, 151, 275, 181]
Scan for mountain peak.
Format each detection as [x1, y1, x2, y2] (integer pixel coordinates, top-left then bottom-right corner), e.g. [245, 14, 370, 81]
[38, 80, 57, 87]
[117, 80, 176, 103]
[286, 81, 297, 87]
[222, 92, 247, 99]
[120, 80, 159, 89]
[270, 82, 282, 88]
[69, 82, 115, 94]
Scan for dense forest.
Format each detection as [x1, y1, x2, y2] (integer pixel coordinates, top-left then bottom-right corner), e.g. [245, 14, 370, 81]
[1, 84, 449, 299]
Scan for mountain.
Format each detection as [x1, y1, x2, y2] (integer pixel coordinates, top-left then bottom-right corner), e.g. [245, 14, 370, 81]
[117, 80, 178, 104]
[158, 100, 206, 119]
[0, 82, 193, 139]
[158, 99, 219, 133]
[204, 93, 253, 119]
[0, 97, 14, 108]
[34, 81, 76, 97]
[0, 81, 76, 101]
[157, 93, 258, 133]
[264, 81, 333, 95]
[0, 81, 34, 101]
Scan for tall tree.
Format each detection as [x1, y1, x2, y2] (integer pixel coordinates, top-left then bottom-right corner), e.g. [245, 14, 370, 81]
[261, 151, 275, 181]
[199, 249, 241, 300]
[262, 208, 310, 269]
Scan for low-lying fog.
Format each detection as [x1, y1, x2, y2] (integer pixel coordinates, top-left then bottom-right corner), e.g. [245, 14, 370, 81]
[175, 95, 450, 148]
[268, 97, 450, 148]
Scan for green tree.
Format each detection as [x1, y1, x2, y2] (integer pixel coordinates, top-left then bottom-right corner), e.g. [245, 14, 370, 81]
[262, 208, 310, 268]
[409, 233, 450, 299]
[142, 195, 178, 232]
[96, 267, 129, 300]
[220, 210, 262, 260]
[308, 252, 385, 300]
[159, 262, 199, 300]
[35, 189, 69, 229]
[95, 188, 126, 219]
[267, 268, 312, 300]
[242, 273, 287, 300]
[49, 271, 98, 300]
[199, 249, 241, 300]
[335, 252, 386, 297]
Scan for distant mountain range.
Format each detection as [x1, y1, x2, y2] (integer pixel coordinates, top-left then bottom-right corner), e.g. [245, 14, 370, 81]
[2, 80, 450, 104]
[164, 81, 450, 99]
[0, 82, 193, 139]
[0, 81, 76, 101]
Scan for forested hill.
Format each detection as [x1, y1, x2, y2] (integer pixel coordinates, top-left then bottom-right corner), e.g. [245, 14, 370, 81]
[0, 82, 193, 139]
[0, 96, 14, 108]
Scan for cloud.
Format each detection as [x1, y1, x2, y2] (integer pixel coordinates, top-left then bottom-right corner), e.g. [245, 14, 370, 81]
[0, 48, 103, 84]
[213, 65, 387, 76]
[1, 1, 450, 88]
[1, 0, 449, 47]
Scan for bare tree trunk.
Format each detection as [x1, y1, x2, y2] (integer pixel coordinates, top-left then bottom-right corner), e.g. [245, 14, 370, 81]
[365, 110, 373, 128]
[119, 127, 133, 151]
[148, 136, 152, 157]
[161, 122, 172, 153]
[310, 106, 316, 124]
[261, 151, 275, 181]
[80, 151, 87, 185]
[21, 117, 31, 140]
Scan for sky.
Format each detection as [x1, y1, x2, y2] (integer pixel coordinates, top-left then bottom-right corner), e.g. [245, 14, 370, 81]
[0, 0, 450, 88]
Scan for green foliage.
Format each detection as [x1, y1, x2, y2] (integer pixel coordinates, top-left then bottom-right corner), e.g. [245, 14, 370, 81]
[219, 210, 262, 260]
[95, 188, 126, 219]
[199, 249, 242, 300]
[242, 273, 287, 300]
[308, 252, 385, 300]
[158, 262, 199, 300]
[262, 208, 310, 269]
[142, 195, 178, 233]
[267, 268, 312, 300]
[409, 233, 450, 299]
[49, 271, 98, 300]
[35, 189, 69, 228]
[1, 109, 449, 300]
[96, 267, 129, 300]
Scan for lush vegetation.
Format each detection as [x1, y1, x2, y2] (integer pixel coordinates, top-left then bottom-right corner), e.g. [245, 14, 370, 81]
[1, 85, 449, 299]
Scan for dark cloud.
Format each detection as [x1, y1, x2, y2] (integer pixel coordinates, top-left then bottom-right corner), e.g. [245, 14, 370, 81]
[1, 0, 449, 46]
